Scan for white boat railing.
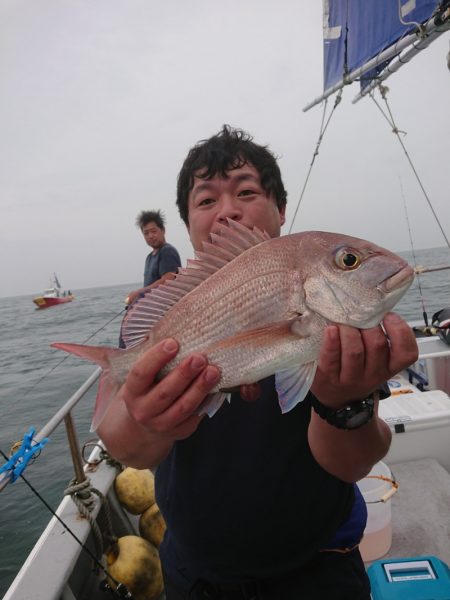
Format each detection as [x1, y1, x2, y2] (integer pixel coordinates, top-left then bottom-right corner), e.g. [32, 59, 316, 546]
[0, 367, 102, 493]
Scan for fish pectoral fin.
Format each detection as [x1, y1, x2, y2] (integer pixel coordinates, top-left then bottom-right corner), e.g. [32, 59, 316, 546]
[275, 361, 317, 414]
[206, 318, 314, 355]
[289, 312, 319, 337]
[197, 392, 231, 418]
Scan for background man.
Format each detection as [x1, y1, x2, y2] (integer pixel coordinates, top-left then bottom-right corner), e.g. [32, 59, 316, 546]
[126, 209, 181, 305]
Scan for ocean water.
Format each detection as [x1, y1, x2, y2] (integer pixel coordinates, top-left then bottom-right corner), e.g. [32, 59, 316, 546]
[1, 246, 449, 597]
[0, 283, 129, 597]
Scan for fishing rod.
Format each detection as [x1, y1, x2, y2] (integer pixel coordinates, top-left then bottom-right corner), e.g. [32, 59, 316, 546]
[414, 264, 450, 274]
[368, 87, 450, 329]
[372, 85, 450, 251]
[398, 177, 431, 326]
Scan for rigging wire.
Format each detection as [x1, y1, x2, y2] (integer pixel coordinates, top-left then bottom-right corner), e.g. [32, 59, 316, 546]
[369, 85, 450, 250]
[22, 306, 127, 398]
[288, 89, 343, 234]
[399, 177, 429, 326]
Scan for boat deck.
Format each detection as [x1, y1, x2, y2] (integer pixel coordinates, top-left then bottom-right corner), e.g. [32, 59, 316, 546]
[385, 458, 450, 564]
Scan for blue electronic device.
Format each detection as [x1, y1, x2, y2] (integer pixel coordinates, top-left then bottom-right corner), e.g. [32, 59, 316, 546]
[368, 555, 450, 600]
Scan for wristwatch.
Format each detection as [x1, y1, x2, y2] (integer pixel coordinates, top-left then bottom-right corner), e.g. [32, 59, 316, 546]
[311, 394, 375, 430]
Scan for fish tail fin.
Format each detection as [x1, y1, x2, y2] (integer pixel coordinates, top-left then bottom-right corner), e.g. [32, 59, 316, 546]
[51, 341, 116, 369]
[51, 341, 123, 431]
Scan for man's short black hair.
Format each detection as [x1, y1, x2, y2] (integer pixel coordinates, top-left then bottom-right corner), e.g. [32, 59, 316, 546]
[176, 125, 287, 225]
[136, 209, 165, 230]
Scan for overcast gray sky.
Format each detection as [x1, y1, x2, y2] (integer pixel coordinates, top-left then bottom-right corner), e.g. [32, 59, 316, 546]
[1, 1, 449, 298]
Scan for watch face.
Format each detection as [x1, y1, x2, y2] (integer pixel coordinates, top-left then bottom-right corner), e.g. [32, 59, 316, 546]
[344, 408, 372, 429]
[335, 399, 374, 429]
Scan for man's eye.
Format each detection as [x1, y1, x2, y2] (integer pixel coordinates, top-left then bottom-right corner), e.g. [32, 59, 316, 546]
[238, 189, 256, 197]
[198, 198, 215, 206]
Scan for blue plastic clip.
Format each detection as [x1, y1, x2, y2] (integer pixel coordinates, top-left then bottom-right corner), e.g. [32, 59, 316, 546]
[0, 428, 49, 483]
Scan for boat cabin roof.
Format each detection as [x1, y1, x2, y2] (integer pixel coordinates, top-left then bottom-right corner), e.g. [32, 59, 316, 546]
[43, 287, 60, 296]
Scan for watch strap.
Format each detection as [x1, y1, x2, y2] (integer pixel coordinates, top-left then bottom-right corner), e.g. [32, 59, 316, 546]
[311, 393, 375, 430]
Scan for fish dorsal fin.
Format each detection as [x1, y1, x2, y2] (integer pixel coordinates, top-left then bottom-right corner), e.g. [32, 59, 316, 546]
[120, 219, 270, 348]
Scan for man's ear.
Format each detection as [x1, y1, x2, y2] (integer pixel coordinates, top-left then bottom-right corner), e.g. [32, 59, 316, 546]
[279, 205, 286, 226]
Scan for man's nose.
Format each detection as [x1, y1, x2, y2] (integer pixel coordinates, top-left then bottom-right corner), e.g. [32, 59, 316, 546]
[216, 196, 242, 224]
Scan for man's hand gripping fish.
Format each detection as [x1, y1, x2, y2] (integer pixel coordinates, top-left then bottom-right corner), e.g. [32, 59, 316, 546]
[52, 220, 414, 430]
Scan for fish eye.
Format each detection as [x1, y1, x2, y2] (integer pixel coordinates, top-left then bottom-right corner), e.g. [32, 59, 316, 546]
[335, 248, 361, 270]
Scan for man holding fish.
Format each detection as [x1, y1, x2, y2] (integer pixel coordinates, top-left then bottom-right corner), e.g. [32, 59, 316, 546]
[73, 126, 419, 598]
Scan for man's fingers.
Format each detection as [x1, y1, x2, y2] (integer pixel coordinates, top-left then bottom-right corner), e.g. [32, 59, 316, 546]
[148, 364, 220, 431]
[383, 312, 418, 373]
[338, 326, 365, 379]
[317, 326, 341, 377]
[360, 325, 390, 374]
[166, 414, 205, 440]
[125, 338, 179, 397]
[151, 358, 218, 418]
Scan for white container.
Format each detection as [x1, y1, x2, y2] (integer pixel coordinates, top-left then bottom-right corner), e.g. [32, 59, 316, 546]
[357, 461, 398, 563]
[379, 387, 450, 472]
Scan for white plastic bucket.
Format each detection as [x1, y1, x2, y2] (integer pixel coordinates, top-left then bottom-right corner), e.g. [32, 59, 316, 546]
[356, 461, 398, 562]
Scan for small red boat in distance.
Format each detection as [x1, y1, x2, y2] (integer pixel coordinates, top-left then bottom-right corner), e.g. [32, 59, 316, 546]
[33, 274, 74, 309]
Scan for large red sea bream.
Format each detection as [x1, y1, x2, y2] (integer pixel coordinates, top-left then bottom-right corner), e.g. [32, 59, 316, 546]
[52, 220, 414, 429]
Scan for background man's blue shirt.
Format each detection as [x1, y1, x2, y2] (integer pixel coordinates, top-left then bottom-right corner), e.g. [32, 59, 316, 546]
[144, 242, 181, 286]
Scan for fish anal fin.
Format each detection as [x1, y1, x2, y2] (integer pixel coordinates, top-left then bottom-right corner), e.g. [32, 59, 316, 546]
[197, 392, 230, 417]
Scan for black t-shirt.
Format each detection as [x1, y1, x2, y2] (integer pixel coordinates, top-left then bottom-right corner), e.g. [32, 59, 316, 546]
[156, 377, 354, 588]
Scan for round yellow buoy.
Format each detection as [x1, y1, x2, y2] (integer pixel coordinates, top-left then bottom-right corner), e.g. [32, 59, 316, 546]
[139, 503, 167, 548]
[114, 467, 155, 515]
[105, 535, 163, 600]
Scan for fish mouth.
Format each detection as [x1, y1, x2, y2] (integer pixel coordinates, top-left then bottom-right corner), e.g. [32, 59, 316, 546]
[378, 264, 415, 293]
